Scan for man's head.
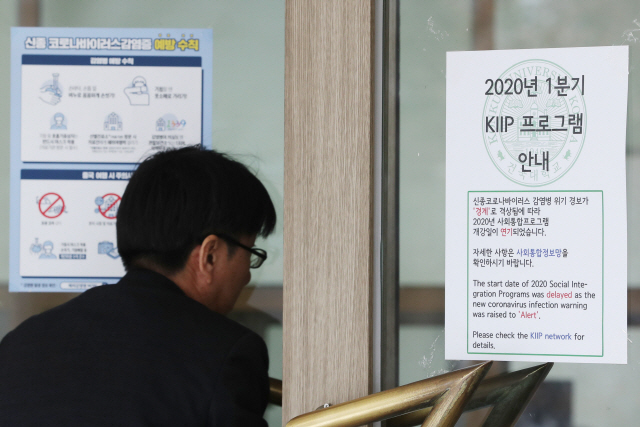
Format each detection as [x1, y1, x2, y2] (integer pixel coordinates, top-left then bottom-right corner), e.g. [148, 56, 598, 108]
[117, 146, 276, 311]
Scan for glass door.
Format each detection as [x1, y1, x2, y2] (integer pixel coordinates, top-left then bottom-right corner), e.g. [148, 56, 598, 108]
[395, 1, 640, 425]
[0, 2, 285, 425]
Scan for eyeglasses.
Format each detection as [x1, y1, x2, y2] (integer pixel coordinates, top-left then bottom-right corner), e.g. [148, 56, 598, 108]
[215, 234, 268, 269]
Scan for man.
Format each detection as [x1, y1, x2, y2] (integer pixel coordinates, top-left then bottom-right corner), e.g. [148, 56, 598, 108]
[0, 147, 276, 426]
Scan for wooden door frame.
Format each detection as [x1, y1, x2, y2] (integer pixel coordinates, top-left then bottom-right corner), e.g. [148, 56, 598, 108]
[283, 0, 377, 423]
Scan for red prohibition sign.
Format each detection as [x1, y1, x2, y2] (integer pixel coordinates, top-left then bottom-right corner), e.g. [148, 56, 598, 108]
[38, 193, 65, 219]
[99, 193, 121, 219]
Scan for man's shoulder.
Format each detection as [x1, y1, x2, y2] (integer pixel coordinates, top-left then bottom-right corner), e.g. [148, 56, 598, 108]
[0, 270, 269, 426]
[1, 269, 261, 353]
[108, 268, 261, 341]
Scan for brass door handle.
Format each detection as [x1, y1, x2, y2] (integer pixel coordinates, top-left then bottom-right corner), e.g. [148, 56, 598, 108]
[269, 377, 282, 407]
[273, 361, 553, 427]
[286, 361, 492, 427]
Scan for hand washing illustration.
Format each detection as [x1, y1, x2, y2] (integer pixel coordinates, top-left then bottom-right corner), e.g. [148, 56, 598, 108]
[39, 73, 63, 105]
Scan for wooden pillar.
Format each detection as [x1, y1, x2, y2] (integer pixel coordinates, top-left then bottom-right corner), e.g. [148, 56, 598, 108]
[473, 0, 494, 50]
[284, 0, 376, 423]
[19, 0, 40, 27]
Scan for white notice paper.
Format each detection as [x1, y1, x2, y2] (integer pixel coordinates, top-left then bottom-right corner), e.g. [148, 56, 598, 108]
[445, 46, 628, 364]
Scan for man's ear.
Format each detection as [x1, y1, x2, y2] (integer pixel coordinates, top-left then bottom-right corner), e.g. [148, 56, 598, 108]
[197, 235, 221, 280]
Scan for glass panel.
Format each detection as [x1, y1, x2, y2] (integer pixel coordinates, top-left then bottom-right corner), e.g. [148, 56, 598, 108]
[399, 0, 473, 287]
[0, 0, 19, 295]
[0, 2, 283, 426]
[397, 0, 473, 394]
[398, 0, 640, 425]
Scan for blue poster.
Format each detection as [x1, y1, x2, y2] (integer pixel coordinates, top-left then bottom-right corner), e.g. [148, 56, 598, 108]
[10, 27, 213, 291]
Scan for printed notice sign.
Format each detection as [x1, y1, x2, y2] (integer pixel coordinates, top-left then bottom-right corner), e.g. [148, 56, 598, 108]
[10, 28, 213, 292]
[445, 46, 628, 364]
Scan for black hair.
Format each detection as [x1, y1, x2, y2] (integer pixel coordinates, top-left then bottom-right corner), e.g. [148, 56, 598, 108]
[116, 146, 276, 273]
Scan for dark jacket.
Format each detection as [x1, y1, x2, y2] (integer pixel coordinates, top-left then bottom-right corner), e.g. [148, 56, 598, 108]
[0, 269, 269, 426]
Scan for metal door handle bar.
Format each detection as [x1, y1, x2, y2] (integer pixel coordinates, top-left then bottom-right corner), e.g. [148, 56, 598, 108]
[272, 362, 552, 427]
[387, 362, 553, 427]
[286, 361, 491, 427]
[270, 377, 283, 407]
